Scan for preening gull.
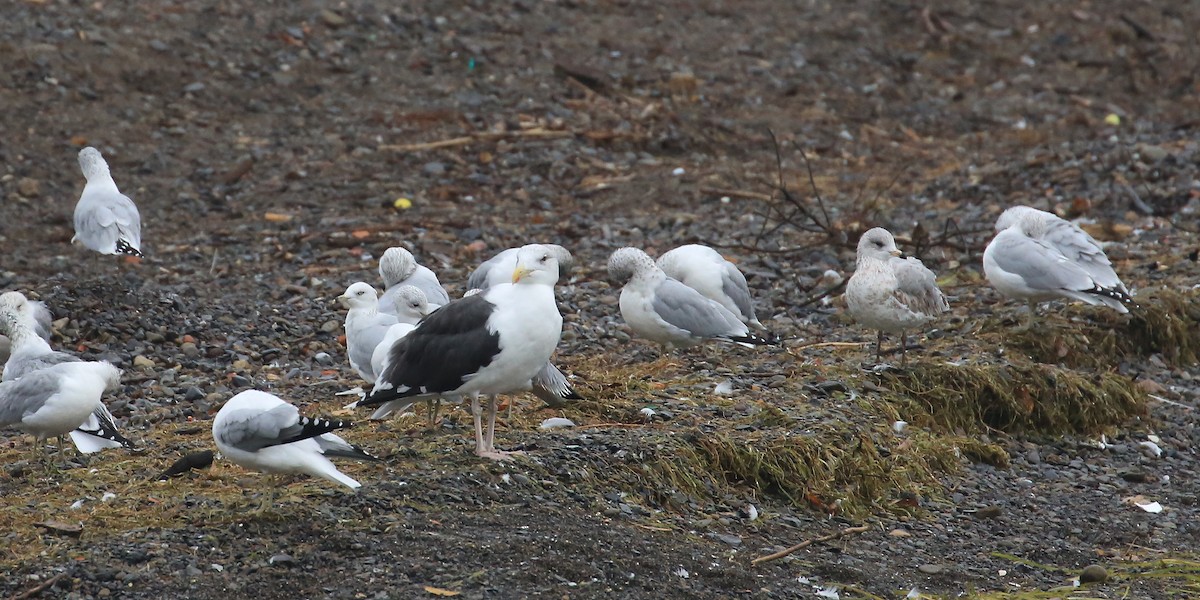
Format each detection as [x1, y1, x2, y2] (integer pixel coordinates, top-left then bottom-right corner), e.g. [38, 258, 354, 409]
[0, 291, 133, 451]
[607, 247, 774, 350]
[984, 206, 1136, 315]
[338, 282, 400, 382]
[378, 246, 450, 312]
[0, 361, 122, 456]
[845, 227, 948, 363]
[213, 390, 377, 489]
[360, 244, 565, 460]
[73, 147, 143, 257]
[465, 244, 581, 408]
[656, 244, 769, 332]
[0, 297, 51, 365]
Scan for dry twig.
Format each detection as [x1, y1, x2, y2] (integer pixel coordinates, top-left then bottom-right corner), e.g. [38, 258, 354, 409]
[751, 525, 870, 565]
[9, 572, 67, 600]
[379, 129, 574, 153]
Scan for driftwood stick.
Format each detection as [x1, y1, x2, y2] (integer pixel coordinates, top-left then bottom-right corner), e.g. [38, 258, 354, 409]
[379, 129, 574, 152]
[9, 572, 68, 600]
[751, 525, 870, 565]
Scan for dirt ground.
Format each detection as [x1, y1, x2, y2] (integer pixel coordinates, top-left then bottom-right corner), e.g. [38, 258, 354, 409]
[1, 1, 1199, 598]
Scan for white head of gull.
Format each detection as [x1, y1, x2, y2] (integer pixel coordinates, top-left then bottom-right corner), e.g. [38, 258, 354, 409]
[378, 246, 450, 309]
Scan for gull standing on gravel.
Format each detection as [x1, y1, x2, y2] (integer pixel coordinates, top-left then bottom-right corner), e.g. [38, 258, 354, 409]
[378, 247, 450, 315]
[983, 206, 1136, 317]
[0, 292, 134, 452]
[465, 244, 581, 408]
[0, 296, 53, 366]
[360, 244, 565, 460]
[0, 361, 123, 458]
[607, 247, 775, 350]
[212, 390, 377, 489]
[338, 282, 400, 382]
[73, 146, 143, 258]
[656, 244, 771, 333]
[845, 227, 949, 363]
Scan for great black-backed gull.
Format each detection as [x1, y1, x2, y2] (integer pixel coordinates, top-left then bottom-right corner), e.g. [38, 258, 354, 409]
[361, 244, 564, 460]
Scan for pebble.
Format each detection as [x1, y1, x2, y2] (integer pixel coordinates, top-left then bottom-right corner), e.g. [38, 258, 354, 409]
[132, 355, 155, 368]
[320, 320, 340, 333]
[917, 564, 944, 575]
[708, 533, 742, 547]
[180, 342, 200, 357]
[314, 352, 334, 365]
[183, 386, 205, 402]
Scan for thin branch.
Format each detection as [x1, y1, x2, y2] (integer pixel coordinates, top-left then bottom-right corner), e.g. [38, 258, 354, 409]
[379, 129, 574, 152]
[9, 573, 67, 600]
[751, 525, 870, 565]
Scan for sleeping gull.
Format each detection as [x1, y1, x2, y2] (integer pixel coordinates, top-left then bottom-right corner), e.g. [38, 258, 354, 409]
[656, 244, 770, 332]
[213, 389, 377, 489]
[73, 147, 143, 257]
[360, 243, 565, 460]
[607, 247, 774, 350]
[338, 282, 400, 382]
[0, 291, 134, 451]
[0, 361, 122, 458]
[465, 244, 581, 409]
[845, 227, 948, 363]
[378, 246, 450, 313]
[984, 206, 1136, 317]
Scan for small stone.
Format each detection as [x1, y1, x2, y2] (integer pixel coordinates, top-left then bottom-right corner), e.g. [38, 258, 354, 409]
[320, 9, 346, 27]
[183, 386, 204, 402]
[917, 564, 944, 575]
[313, 352, 334, 365]
[180, 342, 200, 357]
[1080, 564, 1107, 583]
[889, 529, 911, 537]
[230, 375, 251, 387]
[17, 177, 40, 198]
[974, 506, 1003, 519]
[268, 553, 295, 566]
[320, 320, 339, 333]
[132, 355, 155, 368]
[423, 162, 446, 175]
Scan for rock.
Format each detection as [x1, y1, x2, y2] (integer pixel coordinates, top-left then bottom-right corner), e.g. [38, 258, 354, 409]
[1080, 564, 1107, 583]
[17, 177, 40, 198]
[320, 9, 346, 27]
[917, 564, 944, 575]
[183, 386, 205, 402]
[132, 355, 155, 368]
[320, 320, 340, 333]
[180, 342, 200, 357]
[974, 506, 1003, 519]
[313, 351, 334, 365]
[269, 553, 295, 565]
[539, 417, 576, 429]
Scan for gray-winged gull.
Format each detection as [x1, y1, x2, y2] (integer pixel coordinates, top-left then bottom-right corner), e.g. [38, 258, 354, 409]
[360, 244, 564, 460]
[378, 246, 450, 313]
[73, 147, 143, 257]
[656, 244, 769, 332]
[0, 361, 122, 457]
[845, 227, 948, 363]
[212, 389, 377, 489]
[338, 282, 400, 382]
[0, 291, 134, 452]
[984, 205, 1136, 315]
[607, 247, 774, 350]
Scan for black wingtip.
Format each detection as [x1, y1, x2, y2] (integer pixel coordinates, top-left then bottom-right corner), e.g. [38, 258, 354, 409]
[561, 386, 584, 401]
[728, 331, 780, 347]
[325, 444, 383, 462]
[1083, 285, 1140, 310]
[278, 415, 354, 445]
[116, 239, 144, 258]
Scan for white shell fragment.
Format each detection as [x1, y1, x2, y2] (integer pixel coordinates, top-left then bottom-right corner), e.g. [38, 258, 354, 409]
[538, 417, 576, 430]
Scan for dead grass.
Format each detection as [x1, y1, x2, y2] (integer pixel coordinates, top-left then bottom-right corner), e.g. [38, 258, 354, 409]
[879, 362, 1147, 436]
